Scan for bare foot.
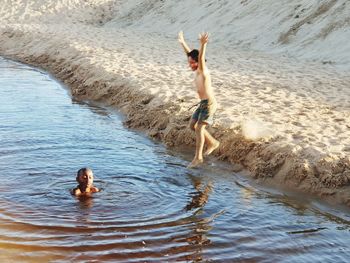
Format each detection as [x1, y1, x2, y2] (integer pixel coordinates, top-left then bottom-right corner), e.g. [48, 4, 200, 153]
[204, 141, 220, 156]
[187, 159, 204, 168]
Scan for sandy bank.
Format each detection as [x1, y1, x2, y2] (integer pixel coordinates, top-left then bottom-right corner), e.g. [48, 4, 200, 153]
[1, 0, 350, 206]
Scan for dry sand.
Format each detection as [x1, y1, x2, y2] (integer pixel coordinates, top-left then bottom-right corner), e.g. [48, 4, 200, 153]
[1, 0, 350, 206]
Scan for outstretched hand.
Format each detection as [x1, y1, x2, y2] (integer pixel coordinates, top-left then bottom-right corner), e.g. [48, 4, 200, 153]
[199, 32, 209, 44]
[178, 31, 185, 44]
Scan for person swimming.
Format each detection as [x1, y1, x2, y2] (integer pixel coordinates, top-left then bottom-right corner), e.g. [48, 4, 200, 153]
[71, 167, 100, 196]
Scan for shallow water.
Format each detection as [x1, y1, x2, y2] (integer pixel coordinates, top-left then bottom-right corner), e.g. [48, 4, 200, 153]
[0, 57, 349, 262]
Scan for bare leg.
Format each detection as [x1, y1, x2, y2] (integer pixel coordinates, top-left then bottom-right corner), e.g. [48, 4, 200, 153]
[189, 118, 197, 131]
[188, 119, 219, 165]
[188, 123, 206, 168]
[189, 119, 219, 152]
[203, 129, 220, 156]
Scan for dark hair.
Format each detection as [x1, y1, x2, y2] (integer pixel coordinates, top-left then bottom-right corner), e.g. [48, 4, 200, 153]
[187, 49, 199, 62]
[76, 167, 92, 181]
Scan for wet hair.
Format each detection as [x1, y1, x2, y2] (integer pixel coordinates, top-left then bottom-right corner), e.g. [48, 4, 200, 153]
[76, 167, 92, 182]
[187, 49, 199, 62]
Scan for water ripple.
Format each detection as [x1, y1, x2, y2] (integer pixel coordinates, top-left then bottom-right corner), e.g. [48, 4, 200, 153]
[0, 57, 350, 262]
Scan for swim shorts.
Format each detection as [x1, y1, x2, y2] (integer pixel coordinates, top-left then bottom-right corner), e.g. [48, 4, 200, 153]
[192, 99, 215, 125]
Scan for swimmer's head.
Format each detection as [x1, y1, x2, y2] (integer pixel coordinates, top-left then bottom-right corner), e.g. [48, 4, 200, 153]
[76, 168, 94, 189]
[187, 49, 199, 71]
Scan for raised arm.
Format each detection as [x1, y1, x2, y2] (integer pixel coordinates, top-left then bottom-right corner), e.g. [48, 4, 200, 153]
[178, 31, 191, 55]
[198, 32, 209, 72]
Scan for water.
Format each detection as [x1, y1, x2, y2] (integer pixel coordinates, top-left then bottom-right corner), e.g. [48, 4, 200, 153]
[0, 57, 349, 262]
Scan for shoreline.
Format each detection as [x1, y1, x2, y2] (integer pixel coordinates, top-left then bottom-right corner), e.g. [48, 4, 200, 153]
[1, 24, 349, 207]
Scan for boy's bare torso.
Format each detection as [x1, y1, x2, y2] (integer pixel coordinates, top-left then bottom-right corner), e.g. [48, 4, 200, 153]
[72, 186, 99, 196]
[194, 69, 216, 106]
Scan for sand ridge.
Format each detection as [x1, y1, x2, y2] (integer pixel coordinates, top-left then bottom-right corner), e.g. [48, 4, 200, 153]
[0, 0, 350, 206]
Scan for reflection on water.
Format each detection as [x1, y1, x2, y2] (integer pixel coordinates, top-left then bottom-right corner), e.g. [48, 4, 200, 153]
[186, 177, 212, 211]
[0, 57, 350, 262]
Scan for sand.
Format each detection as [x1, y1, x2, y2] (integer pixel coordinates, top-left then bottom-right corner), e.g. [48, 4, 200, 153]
[1, 0, 350, 206]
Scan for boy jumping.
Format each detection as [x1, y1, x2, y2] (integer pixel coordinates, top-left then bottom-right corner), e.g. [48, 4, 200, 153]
[178, 31, 220, 168]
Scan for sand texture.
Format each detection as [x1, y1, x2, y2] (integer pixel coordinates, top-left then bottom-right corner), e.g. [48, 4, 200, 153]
[1, 0, 350, 206]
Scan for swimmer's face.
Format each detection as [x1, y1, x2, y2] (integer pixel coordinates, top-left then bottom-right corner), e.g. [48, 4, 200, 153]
[77, 170, 94, 188]
[188, 57, 198, 71]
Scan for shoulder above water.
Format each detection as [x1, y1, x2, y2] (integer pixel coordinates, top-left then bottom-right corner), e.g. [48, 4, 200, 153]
[71, 186, 100, 196]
